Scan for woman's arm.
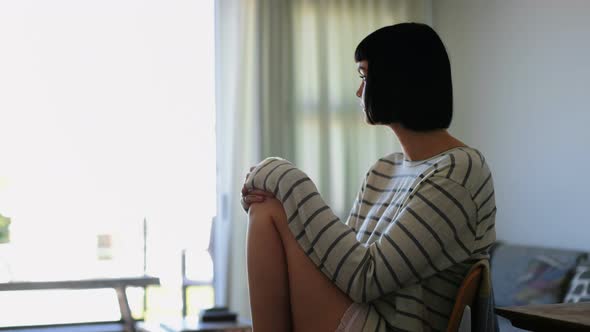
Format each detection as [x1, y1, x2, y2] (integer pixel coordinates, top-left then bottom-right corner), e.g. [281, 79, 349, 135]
[245, 157, 486, 303]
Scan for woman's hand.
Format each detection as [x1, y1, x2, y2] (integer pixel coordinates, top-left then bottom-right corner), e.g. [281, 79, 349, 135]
[241, 166, 275, 211]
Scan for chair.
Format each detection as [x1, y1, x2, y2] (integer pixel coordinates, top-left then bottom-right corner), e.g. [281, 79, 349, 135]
[445, 265, 483, 332]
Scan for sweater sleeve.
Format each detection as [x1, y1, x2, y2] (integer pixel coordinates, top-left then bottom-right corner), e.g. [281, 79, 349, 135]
[245, 157, 478, 303]
[344, 172, 369, 232]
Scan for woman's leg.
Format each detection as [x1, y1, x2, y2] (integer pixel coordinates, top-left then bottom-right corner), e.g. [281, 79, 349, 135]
[246, 199, 292, 332]
[247, 198, 353, 332]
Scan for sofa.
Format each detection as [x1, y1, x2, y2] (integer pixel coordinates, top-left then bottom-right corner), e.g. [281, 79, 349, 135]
[489, 242, 589, 331]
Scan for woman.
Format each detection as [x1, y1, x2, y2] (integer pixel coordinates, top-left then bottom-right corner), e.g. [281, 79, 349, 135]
[241, 23, 496, 332]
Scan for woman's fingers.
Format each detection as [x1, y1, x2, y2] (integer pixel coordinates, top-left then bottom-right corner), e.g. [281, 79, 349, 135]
[245, 195, 266, 203]
[241, 188, 274, 201]
[242, 185, 274, 196]
[240, 194, 267, 212]
[248, 189, 275, 197]
[241, 164, 275, 212]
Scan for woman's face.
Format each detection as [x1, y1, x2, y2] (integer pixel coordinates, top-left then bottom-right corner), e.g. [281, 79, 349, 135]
[356, 60, 368, 111]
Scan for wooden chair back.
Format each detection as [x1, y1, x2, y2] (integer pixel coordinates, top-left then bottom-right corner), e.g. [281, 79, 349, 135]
[445, 265, 484, 332]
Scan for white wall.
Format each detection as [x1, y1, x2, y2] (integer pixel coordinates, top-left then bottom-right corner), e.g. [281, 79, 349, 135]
[432, 1, 590, 250]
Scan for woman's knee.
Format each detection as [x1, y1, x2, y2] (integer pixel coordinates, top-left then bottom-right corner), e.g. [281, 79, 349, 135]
[248, 199, 287, 224]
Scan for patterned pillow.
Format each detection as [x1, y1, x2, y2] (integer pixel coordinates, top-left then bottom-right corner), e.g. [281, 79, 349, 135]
[512, 255, 572, 305]
[563, 259, 590, 303]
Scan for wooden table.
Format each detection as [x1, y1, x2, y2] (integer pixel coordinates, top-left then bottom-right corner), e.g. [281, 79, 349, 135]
[0, 276, 160, 332]
[138, 317, 252, 332]
[495, 302, 590, 332]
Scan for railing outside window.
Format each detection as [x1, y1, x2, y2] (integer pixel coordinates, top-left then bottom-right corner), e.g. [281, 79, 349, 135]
[0, 0, 216, 326]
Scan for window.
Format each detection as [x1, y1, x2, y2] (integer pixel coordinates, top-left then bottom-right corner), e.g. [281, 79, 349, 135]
[291, 1, 402, 216]
[0, 0, 215, 326]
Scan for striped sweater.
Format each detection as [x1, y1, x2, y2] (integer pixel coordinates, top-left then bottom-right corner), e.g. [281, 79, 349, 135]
[245, 147, 496, 332]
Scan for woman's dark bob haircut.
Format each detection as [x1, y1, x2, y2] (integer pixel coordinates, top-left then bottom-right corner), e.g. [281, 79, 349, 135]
[355, 23, 453, 131]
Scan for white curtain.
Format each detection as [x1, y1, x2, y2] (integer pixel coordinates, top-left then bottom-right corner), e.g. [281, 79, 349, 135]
[214, 0, 432, 319]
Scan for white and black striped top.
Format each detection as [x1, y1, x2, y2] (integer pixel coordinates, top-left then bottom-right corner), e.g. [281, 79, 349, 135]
[245, 147, 496, 332]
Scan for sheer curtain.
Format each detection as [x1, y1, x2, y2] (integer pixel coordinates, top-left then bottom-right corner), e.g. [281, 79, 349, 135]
[214, 0, 432, 318]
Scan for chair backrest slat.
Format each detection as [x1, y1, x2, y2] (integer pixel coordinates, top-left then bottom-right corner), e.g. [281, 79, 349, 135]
[445, 266, 483, 332]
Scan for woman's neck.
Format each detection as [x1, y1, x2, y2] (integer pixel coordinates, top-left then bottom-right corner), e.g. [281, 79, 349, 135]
[389, 123, 466, 161]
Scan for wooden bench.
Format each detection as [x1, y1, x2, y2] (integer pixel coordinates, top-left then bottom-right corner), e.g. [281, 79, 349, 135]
[0, 276, 160, 332]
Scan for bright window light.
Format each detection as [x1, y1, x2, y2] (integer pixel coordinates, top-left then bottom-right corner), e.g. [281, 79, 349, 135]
[0, 0, 215, 326]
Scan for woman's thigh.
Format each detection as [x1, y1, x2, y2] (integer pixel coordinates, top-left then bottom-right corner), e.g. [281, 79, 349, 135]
[251, 199, 353, 332]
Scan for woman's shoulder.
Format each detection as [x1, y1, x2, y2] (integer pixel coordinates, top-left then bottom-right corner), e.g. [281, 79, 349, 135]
[433, 146, 483, 166]
[366, 148, 494, 193]
[432, 147, 494, 195]
[375, 152, 405, 168]
[366, 152, 406, 176]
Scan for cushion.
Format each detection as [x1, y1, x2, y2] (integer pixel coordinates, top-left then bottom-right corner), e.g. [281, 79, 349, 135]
[512, 255, 571, 305]
[491, 243, 584, 306]
[563, 258, 590, 303]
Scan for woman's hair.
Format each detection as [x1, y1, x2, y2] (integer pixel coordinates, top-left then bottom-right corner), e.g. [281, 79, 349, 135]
[354, 23, 453, 131]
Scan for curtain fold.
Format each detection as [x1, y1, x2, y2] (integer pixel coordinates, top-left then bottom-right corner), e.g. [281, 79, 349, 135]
[214, 0, 432, 319]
